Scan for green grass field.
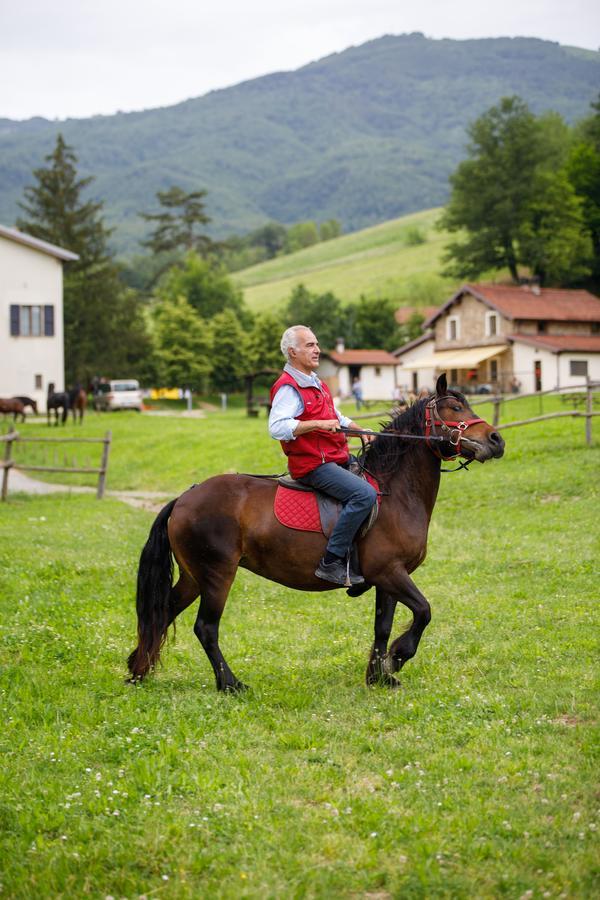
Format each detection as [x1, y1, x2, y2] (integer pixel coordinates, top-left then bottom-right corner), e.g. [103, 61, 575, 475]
[233, 208, 458, 313]
[0, 403, 598, 897]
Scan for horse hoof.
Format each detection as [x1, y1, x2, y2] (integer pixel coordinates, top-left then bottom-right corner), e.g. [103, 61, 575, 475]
[366, 672, 402, 689]
[221, 680, 249, 693]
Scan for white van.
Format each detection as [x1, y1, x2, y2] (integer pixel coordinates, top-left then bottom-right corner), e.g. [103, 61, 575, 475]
[95, 379, 143, 412]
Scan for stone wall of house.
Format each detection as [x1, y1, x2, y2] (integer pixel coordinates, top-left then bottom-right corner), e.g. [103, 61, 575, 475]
[433, 294, 509, 348]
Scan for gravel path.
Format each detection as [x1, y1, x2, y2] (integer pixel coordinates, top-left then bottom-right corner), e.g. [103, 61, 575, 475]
[6, 468, 169, 512]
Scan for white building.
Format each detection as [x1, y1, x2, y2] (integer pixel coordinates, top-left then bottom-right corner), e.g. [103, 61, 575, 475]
[318, 342, 399, 402]
[0, 225, 78, 411]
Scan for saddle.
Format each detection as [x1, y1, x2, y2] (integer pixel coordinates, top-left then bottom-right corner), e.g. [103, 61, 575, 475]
[273, 470, 380, 538]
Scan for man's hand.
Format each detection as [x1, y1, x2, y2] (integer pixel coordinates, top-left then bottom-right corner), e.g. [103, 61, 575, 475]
[348, 421, 376, 443]
[315, 419, 342, 432]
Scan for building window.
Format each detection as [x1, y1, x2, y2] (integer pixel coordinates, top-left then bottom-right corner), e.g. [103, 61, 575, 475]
[570, 360, 588, 377]
[374, 366, 381, 376]
[446, 316, 460, 341]
[9, 304, 54, 337]
[485, 312, 498, 337]
[490, 360, 498, 382]
[537, 320, 547, 334]
[35, 374, 43, 390]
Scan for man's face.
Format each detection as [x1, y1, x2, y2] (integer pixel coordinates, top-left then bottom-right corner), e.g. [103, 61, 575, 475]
[289, 328, 320, 374]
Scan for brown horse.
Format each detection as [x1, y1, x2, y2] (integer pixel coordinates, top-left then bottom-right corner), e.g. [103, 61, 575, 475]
[0, 398, 26, 423]
[68, 386, 88, 424]
[127, 375, 505, 691]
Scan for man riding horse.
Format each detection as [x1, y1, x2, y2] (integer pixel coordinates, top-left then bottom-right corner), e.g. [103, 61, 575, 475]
[269, 325, 376, 586]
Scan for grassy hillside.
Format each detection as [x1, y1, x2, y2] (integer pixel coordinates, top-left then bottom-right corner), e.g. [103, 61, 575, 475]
[1, 35, 598, 256]
[234, 207, 456, 311]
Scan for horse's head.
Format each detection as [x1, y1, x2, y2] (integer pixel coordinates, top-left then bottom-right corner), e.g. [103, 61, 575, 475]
[426, 374, 505, 463]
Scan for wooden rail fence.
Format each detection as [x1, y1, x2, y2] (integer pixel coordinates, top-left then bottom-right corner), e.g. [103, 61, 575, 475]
[349, 379, 599, 447]
[1, 429, 112, 501]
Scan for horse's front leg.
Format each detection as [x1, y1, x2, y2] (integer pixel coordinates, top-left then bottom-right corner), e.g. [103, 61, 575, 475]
[387, 570, 431, 674]
[366, 588, 399, 687]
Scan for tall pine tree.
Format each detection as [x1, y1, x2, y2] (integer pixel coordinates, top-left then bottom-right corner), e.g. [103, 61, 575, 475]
[17, 134, 152, 384]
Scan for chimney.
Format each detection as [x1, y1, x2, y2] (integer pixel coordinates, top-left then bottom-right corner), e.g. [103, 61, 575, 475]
[335, 337, 345, 353]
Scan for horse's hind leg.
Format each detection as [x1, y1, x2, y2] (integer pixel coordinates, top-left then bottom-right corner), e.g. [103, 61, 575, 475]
[366, 589, 400, 688]
[192, 564, 247, 693]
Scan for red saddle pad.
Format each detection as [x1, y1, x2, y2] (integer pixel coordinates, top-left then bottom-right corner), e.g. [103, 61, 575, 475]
[274, 486, 322, 532]
[273, 474, 380, 533]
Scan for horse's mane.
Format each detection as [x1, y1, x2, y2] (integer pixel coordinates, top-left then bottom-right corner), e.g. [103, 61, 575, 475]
[360, 389, 467, 478]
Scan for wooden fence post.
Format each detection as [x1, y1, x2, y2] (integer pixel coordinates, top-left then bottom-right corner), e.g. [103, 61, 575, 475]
[1, 428, 14, 501]
[493, 395, 501, 427]
[97, 430, 112, 499]
[586, 376, 593, 446]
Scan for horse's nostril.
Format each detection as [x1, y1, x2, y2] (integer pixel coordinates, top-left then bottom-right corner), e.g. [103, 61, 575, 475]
[490, 431, 504, 446]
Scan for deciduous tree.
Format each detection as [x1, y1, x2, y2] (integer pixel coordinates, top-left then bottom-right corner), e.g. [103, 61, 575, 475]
[439, 97, 590, 285]
[152, 296, 212, 390]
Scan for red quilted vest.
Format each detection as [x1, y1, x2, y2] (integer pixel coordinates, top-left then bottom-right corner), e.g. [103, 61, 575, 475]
[270, 372, 349, 478]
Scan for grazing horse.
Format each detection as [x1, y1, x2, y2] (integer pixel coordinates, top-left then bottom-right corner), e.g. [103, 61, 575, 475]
[127, 375, 505, 692]
[68, 386, 87, 424]
[13, 396, 38, 415]
[0, 398, 26, 423]
[47, 383, 69, 426]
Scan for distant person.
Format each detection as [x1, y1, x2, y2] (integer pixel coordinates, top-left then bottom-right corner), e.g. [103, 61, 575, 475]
[351, 376, 364, 410]
[510, 376, 521, 394]
[392, 385, 407, 408]
[268, 325, 376, 586]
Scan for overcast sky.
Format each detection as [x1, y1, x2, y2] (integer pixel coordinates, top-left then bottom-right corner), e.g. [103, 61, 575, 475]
[1, 0, 599, 121]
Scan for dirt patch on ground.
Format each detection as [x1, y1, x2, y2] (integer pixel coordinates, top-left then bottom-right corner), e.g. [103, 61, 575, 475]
[6, 469, 169, 513]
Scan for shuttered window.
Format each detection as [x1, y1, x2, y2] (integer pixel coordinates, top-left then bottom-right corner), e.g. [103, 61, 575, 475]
[44, 305, 54, 336]
[8, 305, 55, 337]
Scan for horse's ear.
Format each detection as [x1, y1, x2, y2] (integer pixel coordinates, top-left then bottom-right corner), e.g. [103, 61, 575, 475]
[435, 373, 447, 396]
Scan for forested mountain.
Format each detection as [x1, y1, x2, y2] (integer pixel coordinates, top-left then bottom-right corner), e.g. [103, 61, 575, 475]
[1, 33, 598, 257]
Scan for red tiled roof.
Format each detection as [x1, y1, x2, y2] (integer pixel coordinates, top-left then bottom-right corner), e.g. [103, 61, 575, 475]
[508, 333, 600, 353]
[424, 283, 600, 326]
[395, 305, 439, 325]
[326, 349, 398, 365]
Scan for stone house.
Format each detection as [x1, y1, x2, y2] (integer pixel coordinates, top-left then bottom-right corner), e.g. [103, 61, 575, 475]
[395, 283, 600, 393]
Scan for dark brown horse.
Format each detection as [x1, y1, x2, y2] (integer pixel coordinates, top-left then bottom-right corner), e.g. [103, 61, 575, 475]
[127, 375, 505, 691]
[68, 386, 88, 424]
[47, 383, 69, 426]
[13, 396, 38, 415]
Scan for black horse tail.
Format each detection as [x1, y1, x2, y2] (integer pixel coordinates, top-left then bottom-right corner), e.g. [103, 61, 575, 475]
[127, 498, 178, 680]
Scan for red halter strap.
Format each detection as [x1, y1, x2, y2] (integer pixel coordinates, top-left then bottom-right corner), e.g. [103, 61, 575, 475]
[424, 396, 487, 461]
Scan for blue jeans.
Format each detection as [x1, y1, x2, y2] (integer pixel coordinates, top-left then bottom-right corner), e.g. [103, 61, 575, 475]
[298, 462, 377, 558]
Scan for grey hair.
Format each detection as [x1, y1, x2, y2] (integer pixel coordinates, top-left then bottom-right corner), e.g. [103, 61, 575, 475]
[280, 325, 312, 360]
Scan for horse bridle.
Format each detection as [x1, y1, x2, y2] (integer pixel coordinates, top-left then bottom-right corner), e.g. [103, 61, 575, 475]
[424, 395, 486, 461]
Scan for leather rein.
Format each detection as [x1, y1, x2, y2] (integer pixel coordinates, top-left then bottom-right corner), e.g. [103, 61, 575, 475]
[343, 394, 487, 473]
